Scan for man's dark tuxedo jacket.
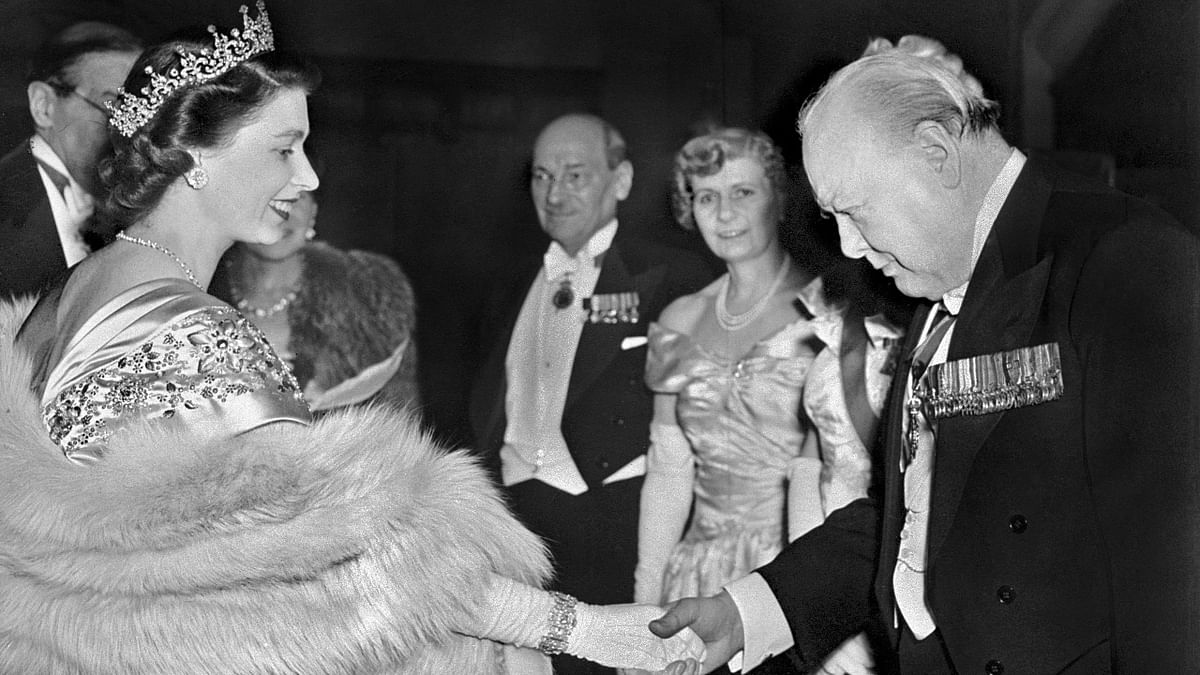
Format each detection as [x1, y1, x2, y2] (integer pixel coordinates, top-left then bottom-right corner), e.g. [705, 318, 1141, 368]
[0, 141, 69, 299]
[758, 156, 1200, 674]
[469, 228, 712, 606]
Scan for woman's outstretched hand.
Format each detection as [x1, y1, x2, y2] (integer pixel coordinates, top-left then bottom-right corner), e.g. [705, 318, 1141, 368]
[569, 602, 706, 671]
[648, 591, 744, 674]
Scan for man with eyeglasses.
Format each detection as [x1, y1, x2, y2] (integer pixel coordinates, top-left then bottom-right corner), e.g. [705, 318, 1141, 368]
[0, 21, 141, 298]
[470, 113, 713, 674]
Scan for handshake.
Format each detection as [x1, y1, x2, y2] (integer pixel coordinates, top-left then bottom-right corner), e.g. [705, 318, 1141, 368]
[579, 591, 874, 675]
[559, 594, 737, 675]
[597, 593, 741, 675]
[481, 576, 872, 674]
[565, 600, 705, 675]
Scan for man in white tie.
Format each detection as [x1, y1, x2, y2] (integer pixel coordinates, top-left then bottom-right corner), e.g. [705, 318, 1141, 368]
[652, 35, 1200, 675]
[470, 113, 713, 674]
[0, 21, 141, 298]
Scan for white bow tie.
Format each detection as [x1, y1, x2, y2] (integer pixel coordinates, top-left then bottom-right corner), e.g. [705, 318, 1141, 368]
[543, 244, 594, 281]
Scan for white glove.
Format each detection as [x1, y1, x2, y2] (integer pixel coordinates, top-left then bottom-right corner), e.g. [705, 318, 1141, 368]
[787, 450, 825, 542]
[467, 574, 551, 648]
[466, 575, 705, 671]
[568, 601, 707, 670]
[816, 632, 875, 675]
[633, 422, 694, 604]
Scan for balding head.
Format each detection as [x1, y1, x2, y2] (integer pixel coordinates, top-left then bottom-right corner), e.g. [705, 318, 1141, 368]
[798, 35, 1000, 149]
[798, 36, 1011, 301]
[534, 114, 628, 170]
[529, 113, 633, 256]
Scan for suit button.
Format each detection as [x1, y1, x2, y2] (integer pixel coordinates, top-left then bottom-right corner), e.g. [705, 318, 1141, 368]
[985, 659, 1004, 674]
[599, 459, 610, 470]
[996, 585, 1016, 604]
[1008, 515, 1028, 533]
[611, 416, 625, 426]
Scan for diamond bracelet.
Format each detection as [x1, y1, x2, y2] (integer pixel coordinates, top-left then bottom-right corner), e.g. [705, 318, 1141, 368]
[537, 591, 578, 655]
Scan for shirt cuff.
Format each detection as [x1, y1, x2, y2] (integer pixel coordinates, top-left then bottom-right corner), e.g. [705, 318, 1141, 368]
[725, 573, 794, 672]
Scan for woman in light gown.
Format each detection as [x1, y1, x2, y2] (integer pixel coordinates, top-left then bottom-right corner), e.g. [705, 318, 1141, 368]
[632, 128, 902, 674]
[0, 4, 703, 673]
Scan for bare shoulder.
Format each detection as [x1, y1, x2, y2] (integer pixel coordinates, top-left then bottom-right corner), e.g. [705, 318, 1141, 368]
[657, 276, 723, 334]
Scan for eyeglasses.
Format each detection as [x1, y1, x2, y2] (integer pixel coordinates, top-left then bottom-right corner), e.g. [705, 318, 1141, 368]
[46, 80, 113, 119]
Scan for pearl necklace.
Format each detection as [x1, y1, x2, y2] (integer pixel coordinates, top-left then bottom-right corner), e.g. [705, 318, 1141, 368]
[115, 231, 203, 290]
[235, 289, 298, 318]
[715, 256, 790, 331]
[224, 257, 301, 318]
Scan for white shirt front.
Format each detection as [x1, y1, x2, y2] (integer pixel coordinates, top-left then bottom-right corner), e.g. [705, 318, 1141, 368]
[727, 149, 1027, 670]
[30, 134, 92, 267]
[500, 219, 618, 495]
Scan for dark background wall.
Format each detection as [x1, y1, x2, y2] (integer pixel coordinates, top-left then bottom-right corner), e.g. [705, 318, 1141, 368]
[0, 0, 1195, 445]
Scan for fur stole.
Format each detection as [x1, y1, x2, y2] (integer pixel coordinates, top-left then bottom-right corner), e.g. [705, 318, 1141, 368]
[0, 297, 549, 674]
[290, 243, 418, 407]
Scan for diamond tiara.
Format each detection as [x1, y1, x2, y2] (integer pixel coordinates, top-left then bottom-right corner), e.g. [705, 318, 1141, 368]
[107, 1, 275, 137]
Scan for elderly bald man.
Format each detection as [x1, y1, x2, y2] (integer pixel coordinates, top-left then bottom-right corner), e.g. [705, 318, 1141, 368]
[653, 35, 1200, 675]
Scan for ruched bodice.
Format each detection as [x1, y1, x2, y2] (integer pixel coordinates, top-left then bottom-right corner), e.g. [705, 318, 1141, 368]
[642, 275, 902, 600]
[645, 286, 827, 599]
[647, 319, 821, 532]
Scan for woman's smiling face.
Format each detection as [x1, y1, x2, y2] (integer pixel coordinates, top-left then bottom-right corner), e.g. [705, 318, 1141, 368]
[198, 87, 319, 246]
[243, 190, 316, 261]
[690, 156, 780, 264]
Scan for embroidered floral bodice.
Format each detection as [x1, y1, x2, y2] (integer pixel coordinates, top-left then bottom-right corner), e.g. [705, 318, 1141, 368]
[36, 279, 310, 463]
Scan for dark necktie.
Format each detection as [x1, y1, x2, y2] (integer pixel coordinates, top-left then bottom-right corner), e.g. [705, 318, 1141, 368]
[910, 304, 955, 382]
[35, 158, 102, 253]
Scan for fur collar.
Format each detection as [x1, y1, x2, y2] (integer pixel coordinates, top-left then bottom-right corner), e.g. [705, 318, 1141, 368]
[0, 297, 547, 673]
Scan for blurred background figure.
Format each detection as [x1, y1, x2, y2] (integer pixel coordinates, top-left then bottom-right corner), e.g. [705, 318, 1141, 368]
[212, 188, 421, 414]
[635, 127, 902, 673]
[470, 112, 713, 675]
[0, 20, 141, 298]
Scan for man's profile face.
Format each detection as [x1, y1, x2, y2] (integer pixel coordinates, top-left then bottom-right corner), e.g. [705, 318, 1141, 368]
[48, 49, 138, 192]
[529, 117, 629, 256]
[803, 92, 972, 301]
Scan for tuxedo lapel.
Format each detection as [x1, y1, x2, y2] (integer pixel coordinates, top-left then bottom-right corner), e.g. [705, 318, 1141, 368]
[0, 146, 66, 296]
[926, 160, 1057, 564]
[564, 243, 662, 412]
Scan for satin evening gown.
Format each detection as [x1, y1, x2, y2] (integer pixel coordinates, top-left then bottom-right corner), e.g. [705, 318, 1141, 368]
[645, 277, 898, 602]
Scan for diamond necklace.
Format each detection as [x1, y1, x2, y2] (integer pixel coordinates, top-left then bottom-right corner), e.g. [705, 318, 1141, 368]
[715, 256, 791, 331]
[115, 231, 203, 290]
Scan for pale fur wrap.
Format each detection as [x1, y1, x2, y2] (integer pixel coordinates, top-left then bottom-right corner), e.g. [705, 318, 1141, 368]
[0, 297, 551, 674]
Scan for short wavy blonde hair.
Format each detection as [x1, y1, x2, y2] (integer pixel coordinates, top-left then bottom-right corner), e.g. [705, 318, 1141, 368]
[671, 127, 787, 230]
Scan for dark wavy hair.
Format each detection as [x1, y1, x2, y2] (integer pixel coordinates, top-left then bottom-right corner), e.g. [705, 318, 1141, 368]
[97, 34, 320, 231]
[670, 127, 788, 231]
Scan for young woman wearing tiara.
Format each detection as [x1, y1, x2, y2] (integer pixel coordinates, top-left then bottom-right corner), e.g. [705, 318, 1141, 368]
[0, 3, 703, 673]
